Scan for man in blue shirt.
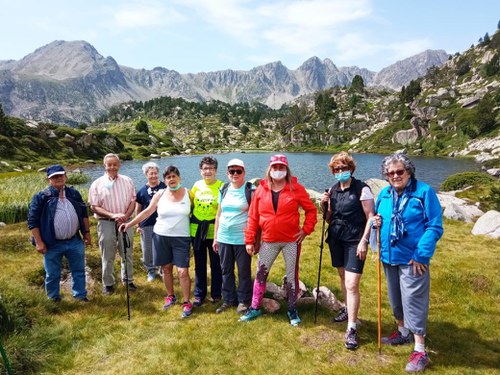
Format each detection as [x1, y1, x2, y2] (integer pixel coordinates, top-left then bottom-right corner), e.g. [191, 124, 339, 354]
[28, 165, 91, 302]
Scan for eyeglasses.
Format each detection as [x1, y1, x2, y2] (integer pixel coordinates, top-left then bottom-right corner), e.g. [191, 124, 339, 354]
[333, 166, 349, 173]
[387, 169, 406, 177]
[228, 169, 243, 175]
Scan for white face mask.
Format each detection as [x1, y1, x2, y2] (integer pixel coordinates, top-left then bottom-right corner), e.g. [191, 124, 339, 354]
[270, 170, 287, 180]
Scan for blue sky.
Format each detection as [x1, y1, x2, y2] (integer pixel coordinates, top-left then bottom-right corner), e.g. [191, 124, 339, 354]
[1, 0, 499, 73]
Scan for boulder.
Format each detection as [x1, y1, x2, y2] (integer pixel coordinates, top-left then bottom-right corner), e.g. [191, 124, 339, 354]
[438, 193, 484, 223]
[471, 210, 500, 239]
[365, 178, 389, 201]
[261, 298, 281, 313]
[486, 168, 500, 177]
[312, 286, 344, 312]
[392, 129, 418, 145]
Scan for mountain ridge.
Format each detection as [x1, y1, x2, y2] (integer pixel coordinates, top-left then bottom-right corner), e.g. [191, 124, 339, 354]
[0, 40, 449, 125]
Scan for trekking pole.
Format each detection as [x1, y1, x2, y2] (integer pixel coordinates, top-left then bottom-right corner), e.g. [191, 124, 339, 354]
[121, 230, 131, 321]
[377, 226, 382, 355]
[314, 191, 328, 324]
[0, 338, 13, 375]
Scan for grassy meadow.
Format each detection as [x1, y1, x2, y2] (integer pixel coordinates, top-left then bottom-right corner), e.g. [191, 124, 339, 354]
[0, 215, 499, 375]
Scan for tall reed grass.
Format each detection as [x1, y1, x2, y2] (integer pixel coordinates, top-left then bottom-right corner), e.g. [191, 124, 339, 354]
[0, 173, 89, 224]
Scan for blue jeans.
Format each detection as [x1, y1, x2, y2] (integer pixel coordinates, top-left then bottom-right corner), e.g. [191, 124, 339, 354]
[218, 242, 252, 305]
[192, 238, 222, 301]
[43, 236, 86, 299]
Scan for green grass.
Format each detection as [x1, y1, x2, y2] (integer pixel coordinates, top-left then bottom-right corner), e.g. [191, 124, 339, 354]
[0, 173, 89, 224]
[0, 217, 499, 374]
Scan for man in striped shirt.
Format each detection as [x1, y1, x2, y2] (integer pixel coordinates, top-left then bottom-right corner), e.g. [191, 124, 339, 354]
[89, 153, 137, 295]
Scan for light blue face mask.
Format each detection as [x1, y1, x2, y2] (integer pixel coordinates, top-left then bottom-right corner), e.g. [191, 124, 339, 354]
[104, 179, 114, 190]
[335, 171, 351, 183]
[168, 183, 182, 191]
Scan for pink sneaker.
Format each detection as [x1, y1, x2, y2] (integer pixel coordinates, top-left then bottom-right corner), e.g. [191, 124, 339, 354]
[163, 295, 177, 310]
[182, 302, 193, 318]
[405, 351, 430, 373]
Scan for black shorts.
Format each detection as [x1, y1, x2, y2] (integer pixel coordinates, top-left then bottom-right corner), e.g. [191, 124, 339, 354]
[328, 238, 365, 274]
[152, 233, 191, 268]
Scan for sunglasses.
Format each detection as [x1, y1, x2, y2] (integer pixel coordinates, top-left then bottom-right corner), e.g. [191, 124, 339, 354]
[228, 169, 243, 175]
[333, 166, 349, 173]
[387, 169, 406, 177]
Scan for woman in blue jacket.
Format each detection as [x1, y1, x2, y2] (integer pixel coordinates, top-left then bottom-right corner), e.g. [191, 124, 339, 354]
[371, 153, 443, 373]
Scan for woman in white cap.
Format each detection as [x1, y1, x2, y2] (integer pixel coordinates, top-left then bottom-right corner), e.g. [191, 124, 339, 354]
[241, 154, 317, 326]
[213, 159, 254, 314]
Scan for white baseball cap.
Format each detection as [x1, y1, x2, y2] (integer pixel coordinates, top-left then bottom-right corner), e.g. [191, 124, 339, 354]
[227, 158, 245, 168]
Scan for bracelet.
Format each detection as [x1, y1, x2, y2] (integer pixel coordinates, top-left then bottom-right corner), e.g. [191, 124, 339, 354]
[363, 238, 369, 243]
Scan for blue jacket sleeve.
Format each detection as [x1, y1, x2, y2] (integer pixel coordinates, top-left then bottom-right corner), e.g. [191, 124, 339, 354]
[27, 193, 42, 230]
[413, 188, 443, 264]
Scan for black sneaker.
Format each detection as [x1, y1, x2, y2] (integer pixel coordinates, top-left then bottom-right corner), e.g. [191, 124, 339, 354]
[333, 307, 348, 323]
[103, 285, 115, 295]
[123, 282, 137, 292]
[382, 331, 413, 345]
[193, 297, 204, 307]
[74, 297, 90, 302]
[345, 328, 359, 350]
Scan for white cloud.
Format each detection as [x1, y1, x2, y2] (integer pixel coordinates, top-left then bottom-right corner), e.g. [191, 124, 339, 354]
[105, 1, 184, 29]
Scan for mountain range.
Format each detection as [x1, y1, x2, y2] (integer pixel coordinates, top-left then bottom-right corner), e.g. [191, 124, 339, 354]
[0, 40, 449, 125]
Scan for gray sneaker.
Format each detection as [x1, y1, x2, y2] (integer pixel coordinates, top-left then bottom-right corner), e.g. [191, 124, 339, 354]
[236, 303, 249, 314]
[382, 331, 413, 345]
[333, 307, 348, 323]
[345, 328, 359, 350]
[216, 303, 234, 314]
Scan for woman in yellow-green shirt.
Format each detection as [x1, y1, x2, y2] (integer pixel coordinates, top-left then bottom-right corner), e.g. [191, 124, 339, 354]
[190, 156, 224, 306]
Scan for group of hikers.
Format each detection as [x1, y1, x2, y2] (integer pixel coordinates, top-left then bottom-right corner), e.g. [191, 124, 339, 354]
[28, 151, 443, 373]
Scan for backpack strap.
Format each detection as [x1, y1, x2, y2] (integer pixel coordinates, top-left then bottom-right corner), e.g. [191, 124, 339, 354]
[220, 181, 254, 205]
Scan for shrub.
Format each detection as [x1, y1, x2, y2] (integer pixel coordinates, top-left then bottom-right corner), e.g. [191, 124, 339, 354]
[66, 172, 90, 185]
[440, 172, 496, 191]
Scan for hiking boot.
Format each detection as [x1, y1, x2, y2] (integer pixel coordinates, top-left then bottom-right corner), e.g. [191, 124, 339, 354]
[182, 302, 193, 318]
[345, 328, 359, 350]
[163, 295, 177, 310]
[333, 307, 348, 323]
[102, 285, 115, 296]
[74, 297, 90, 303]
[287, 309, 301, 326]
[216, 303, 234, 314]
[239, 307, 262, 322]
[237, 303, 249, 314]
[382, 331, 413, 345]
[123, 282, 137, 292]
[405, 351, 430, 373]
[193, 297, 204, 307]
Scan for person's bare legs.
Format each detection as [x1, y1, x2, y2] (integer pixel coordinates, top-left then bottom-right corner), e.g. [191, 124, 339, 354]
[178, 267, 191, 302]
[162, 264, 174, 295]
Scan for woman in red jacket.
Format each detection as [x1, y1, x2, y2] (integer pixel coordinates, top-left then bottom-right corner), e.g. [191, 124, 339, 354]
[240, 154, 317, 326]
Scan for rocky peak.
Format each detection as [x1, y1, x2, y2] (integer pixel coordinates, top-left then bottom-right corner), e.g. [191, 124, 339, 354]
[11, 40, 117, 80]
[370, 49, 449, 90]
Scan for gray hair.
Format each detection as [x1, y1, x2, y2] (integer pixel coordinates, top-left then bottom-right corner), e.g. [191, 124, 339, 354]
[380, 153, 416, 179]
[142, 161, 159, 175]
[103, 153, 120, 163]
